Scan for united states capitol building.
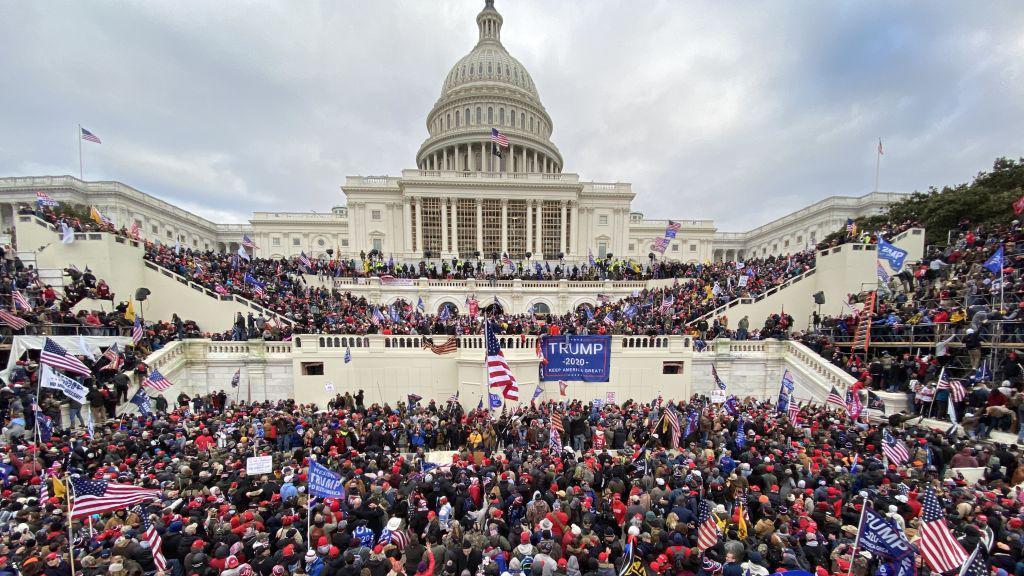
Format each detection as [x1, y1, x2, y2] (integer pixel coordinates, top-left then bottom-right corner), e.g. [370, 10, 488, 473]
[0, 0, 903, 264]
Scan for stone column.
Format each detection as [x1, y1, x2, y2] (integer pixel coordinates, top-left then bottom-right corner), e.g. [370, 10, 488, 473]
[442, 148, 448, 171]
[522, 146, 527, 174]
[475, 199, 483, 255]
[500, 199, 509, 255]
[525, 199, 533, 256]
[570, 201, 579, 256]
[532, 150, 538, 173]
[414, 198, 423, 255]
[451, 199, 459, 257]
[559, 200, 567, 256]
[402, 198, 412, 253]
[440, 197, 449, 254]
[535, 200, 544, 256]
[506, 143, 511, 173]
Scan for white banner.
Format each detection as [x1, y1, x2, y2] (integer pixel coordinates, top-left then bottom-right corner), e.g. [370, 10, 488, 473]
[710, 389, 728, 404]
[738, 275, 749, 287]
[246, 455, 273, 475]
[39, 365, 88, 404]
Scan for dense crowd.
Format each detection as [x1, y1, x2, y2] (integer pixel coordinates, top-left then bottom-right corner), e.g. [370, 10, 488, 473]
[2, 388, 1023, 576]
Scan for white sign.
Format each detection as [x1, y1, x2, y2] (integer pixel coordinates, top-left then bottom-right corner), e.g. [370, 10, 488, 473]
[39, 365, 89, 404]
[246, 455, 273, 475]
[605, 391, 616, 404]
[324, 382, 335, 393]
[710, 390, 728, 404]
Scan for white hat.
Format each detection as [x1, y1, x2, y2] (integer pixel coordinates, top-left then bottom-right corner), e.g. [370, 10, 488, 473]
[627, 526, 640, 536]
[386, 517, 403, 531]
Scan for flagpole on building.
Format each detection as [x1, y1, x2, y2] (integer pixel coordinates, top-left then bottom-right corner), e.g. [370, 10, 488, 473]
[874, 138, 882, 192]
[78, 124, 83, 180]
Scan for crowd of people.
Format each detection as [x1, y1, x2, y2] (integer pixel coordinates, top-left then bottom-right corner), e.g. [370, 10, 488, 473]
[2, 387, 1023, 576]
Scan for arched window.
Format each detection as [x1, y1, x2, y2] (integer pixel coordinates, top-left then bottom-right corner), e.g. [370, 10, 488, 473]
[476, 107, 482, 124]
[529, 116, 533, 131]
[455, 110, 460, 127]
[499, 108, 504, 125]
[487, 107, 493, 124]
[487, 62, 492, 75]
[509, 108, 515, 127]
[465, 108, 471, 125]
[446, 114, 451, 130]
[521, 112, 525, 128]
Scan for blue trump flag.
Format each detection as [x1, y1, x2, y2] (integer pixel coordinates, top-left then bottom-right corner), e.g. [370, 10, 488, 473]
[984, 245, 1004, 275]
[308, 459, 346, 499]
[489, 392, 503, 409]
[856, 503, 916, 560]
[735, 417, 746, 448]
[131, 388, 153, 415]
[876, 236, 908, 271]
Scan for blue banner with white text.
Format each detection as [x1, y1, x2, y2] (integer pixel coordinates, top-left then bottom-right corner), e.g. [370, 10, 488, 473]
[540, 335, 611, 382]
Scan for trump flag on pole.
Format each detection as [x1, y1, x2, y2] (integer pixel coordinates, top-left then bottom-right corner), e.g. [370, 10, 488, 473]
[308, 459, 346, 499]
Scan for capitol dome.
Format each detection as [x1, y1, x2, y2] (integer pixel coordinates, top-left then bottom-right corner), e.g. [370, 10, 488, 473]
[416, 0, 563, 175]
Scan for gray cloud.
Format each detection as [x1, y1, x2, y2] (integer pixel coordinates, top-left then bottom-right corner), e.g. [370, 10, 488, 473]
[1, 1, 1021, 229]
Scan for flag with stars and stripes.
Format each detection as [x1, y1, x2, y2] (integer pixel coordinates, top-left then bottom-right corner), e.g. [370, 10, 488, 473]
[244, 273, 266, 298]
[80, 127, 102, 143]
[132, 316, 144, 345]
[959, 542, 990, 576]
[230, 369, 241, 388]
[447, 391, 459, 404]
[344, 347, 352, 363]
[711, 364, 727, 390]
[663, 406, 680, 449]
[937, 368, 966, 402]
[69, 476, 160, 519]
[882, 428, 910, 465]
[141, 368, 173, 392]
[40, 337, 91, 376]
[12, 290, 31, 311]
[0, 309, 29, 330]
[298, 251, 312, 270]
[696, 499, 720, 550]
[485, 322, 518, 400]
[242, 235, 258, 249]
[491, 127, 509, 148]
[920, 487, 968, 574]
[134, 506, 168, 572]
[826, 386, 846, 409]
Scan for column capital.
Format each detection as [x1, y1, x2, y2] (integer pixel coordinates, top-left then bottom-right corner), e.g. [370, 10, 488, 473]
[501, 198, 509, 206]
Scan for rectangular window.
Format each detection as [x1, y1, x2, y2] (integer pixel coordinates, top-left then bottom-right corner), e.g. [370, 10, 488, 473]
[784, 239, 790, 248]
[421, 197, 442, 255]
[292, 237, 301, 246]
[507, 199, 527, 258]
[796, 235, 803, 243]
[690, 244, 697, 252]
[371, 210, 382, 220]
[662, 361, 684, 375]
[541, 201, 560, 258]
[672, 244, 679, 251]
[628, 243, 635, 252]
[456, 199, 477, 258]
[301, 362, 324, 376]
[166, 230, 172, 239]
[372, 238, 383, 251]
[272, 237, 281, 247]
[598, 242, 607, 258]
[152, 225, 158, 234]
[599, 215, 608, 226]
[482, 199, 501, 257]
[341, 239, 349, 247]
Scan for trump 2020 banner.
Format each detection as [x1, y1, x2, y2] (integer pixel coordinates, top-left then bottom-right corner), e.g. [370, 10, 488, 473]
[540, 335, 611, 382]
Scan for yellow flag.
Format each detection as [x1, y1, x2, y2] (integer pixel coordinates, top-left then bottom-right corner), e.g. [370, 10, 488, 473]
[51, 476, 66, 500]
[89, 206, 111, 226]
[125, 300, 136, 322]
[736, 503, 748, 539]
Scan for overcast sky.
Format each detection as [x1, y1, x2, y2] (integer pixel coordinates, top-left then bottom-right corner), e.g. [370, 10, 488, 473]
[1, 1, 1022, 230]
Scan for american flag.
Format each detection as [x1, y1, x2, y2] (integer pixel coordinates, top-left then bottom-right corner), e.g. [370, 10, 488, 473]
[242, 234, 258, 249]
[882, 428, 910, 465]
[40, 337, 91, 376]
[696, 499, 720, 550]
[936, 368, 966, 402]
[491, 127, 509, 148]
[826, 386, 846, 409]
[919, 487, 968, 573]
[421, 336, 458, 355]
[665, 220, 681, 239]
[877, 138, 884, 156]
[12, 290, 31, 311]
[447, 391, 460, 404]
[142, 368, 173, 392]
[550, 409, 565, 435]
[549, 428, 562, 451]
[959, 543, 990, 576]
[711, 364, 727, 390]
[787, 396, 800, 425]
[651, 237, 669, 253]
[244, 273, 266, 298]
[298, 251, 312, 270]
[230, 369, 241, 388]
[486, 323, 518, 400]
[0, 309, 29, 330]
[846, 218, 857, 236]
[659, 294, 674, 313]
[501, 254, 513, 267]
[664, 406, 680, 448]
[132, 316, 144, 345]
[134, 506, 168, 572]
[80, 127, 102, 143]
[559, 380, 568, 396]
[100, 343, 124, 372]
[36, 191, 59, 206]
[70, 476, 160, 519]
[877, 261, 890, 283]
[603, 312, 615, 326]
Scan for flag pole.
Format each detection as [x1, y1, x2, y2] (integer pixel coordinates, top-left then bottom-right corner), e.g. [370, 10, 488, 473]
[306, 456, 314, 547]
[66, 474, 77, 576]
[847, 491, 870, 576]
[874, 139, 881, 192]
[78, 124, 83, 180]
